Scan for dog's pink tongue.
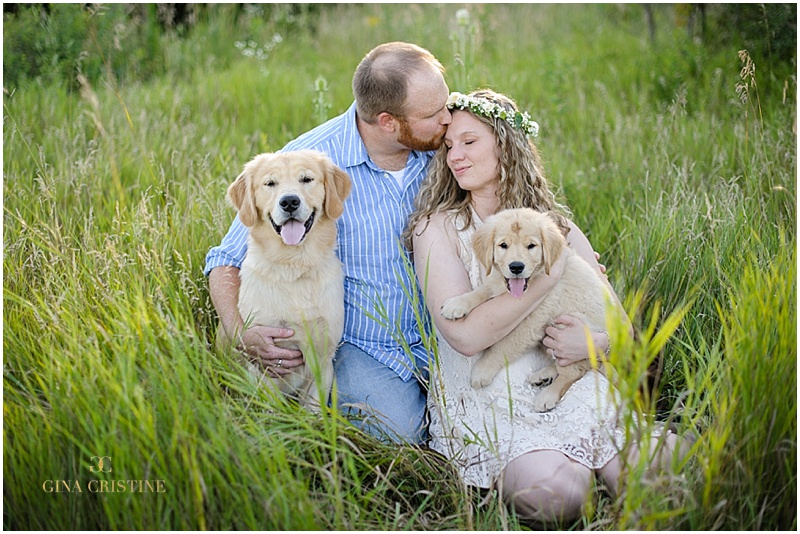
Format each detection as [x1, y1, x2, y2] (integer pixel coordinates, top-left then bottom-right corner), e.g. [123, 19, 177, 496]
[508, 278, 526, 298]
[280, 220, 306, 246]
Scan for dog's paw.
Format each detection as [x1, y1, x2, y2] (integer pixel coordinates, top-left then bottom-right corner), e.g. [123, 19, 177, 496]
[470, 364, 496, 389]
[470, 373, 493, 389]
[528, 364, 558, 387]
[532, 388, 561, 412]
[528, 373, 553, 388]
[441, 295, 473, 320]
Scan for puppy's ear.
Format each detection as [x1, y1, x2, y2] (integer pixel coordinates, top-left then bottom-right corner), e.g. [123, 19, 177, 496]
[539, 214, 566, 275]
[227, 169, 259, 227]
[323, 161, 352, 220]
[544, 210, 571, 238]
[471, 223, 496, 276]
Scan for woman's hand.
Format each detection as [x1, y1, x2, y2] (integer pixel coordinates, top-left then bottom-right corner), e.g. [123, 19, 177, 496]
[594, 251, 606, 274]
[541, 314, 608, 367]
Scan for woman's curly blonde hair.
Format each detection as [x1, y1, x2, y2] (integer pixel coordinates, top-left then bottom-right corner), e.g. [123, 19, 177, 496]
[403, 89, 570, 250]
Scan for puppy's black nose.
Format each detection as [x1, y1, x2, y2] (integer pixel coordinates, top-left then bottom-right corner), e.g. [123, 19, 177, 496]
[280, 194, 301, 213]
[509, 261, 525, 275]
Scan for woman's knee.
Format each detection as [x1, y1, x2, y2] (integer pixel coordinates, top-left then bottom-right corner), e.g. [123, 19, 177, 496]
[502, 451, 593, 524]
[598, 429, 694, 495]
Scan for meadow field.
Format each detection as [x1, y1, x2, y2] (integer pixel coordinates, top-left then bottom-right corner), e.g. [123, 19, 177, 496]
[3, 3, 796, 530]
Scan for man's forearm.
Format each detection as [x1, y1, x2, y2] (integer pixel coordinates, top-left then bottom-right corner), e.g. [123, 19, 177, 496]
[208, 265, 244, 342]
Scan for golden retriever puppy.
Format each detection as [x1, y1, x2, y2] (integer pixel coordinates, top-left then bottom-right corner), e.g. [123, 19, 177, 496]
[441, 208, 612, 412]
[221, 150, 351, 408]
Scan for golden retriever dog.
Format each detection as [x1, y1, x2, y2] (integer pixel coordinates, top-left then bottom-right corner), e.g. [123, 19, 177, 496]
[441, 208, 612, 412]
[221, 150, 351, 408]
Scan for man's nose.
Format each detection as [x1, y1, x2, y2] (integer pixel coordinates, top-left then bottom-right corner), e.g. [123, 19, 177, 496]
[441, 109, 452, 125]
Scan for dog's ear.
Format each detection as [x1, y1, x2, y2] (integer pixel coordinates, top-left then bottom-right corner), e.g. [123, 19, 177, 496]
[323, 161, 352, 220]
[544, 210, 571, 238]
[227, 168, 259, 227]
[539, 214, 566, 275]
[471, 223, 496, 276]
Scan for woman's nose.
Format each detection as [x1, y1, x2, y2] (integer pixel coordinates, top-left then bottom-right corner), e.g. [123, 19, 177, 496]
[447, 145, 463, 163]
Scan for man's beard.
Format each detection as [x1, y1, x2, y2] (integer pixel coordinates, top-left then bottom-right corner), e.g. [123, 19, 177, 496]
[397, 118, 445, 152]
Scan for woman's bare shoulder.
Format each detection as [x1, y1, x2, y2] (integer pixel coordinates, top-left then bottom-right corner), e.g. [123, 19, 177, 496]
[413, 210, 453, 240]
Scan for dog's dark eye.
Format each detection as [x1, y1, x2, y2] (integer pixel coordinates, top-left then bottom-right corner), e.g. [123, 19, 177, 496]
[528, 243, 536, 250]
[300, 175, 313, 184]
[265, 180, 276, 187]
[499, 242, 508, 249]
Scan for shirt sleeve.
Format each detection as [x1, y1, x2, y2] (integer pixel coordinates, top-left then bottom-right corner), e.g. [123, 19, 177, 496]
[203, 215, 249, 276]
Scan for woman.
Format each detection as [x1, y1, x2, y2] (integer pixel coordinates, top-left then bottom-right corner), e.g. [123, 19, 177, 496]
[406, 90, 679, 524]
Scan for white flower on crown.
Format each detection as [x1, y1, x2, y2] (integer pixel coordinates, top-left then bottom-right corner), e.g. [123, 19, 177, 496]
[446, 91, 539, 139]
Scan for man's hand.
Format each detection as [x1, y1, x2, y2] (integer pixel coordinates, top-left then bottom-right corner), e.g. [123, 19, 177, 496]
[208, 266, 304, 377]
[238, 325, 304, 377]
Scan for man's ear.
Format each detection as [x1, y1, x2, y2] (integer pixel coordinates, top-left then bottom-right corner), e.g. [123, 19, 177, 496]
[376, 112, 399, 133]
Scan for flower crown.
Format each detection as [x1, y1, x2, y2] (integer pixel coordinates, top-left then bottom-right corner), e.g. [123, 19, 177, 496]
[446, 92, 539, 139]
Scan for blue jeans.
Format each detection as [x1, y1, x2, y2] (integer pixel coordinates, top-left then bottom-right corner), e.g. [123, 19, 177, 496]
[332, 342, 428, 445]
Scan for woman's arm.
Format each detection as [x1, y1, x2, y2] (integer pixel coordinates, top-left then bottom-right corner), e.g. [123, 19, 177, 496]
[413, 212, 566, 356]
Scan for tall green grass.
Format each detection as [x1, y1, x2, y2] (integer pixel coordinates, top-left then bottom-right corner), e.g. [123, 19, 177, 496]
[4, 4, 796, 530]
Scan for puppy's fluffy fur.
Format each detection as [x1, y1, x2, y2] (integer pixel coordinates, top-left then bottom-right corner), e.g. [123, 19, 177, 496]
[441, 208, 611, 412]
[220, 150, 351, 408]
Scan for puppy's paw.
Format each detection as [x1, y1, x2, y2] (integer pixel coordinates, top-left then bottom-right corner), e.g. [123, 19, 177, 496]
[470, 362, 496, 389]
[441, 295, 474, 320]
[528, 364, 558, 387]
[532, 388, 561, 412]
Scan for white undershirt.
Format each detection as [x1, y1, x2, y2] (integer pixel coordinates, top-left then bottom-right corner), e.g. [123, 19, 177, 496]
[385, 168, 405, 187]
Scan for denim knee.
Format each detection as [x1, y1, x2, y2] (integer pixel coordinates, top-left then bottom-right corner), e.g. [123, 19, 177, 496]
[333, 342, 428, 444]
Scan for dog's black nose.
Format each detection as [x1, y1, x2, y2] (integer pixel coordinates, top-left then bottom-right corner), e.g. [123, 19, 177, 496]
[509, 261, 525, 275]
[280, 194, 301, 213]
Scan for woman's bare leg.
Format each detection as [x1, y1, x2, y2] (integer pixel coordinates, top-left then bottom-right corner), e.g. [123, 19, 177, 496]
[598, 430, 688, 495]
[500, 450, 593, 525]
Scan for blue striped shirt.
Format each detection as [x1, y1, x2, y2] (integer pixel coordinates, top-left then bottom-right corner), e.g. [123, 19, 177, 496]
[204, 102, 433, 381]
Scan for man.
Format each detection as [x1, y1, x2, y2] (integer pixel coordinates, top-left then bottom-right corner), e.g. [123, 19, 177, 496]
[204, 42, 451, 443]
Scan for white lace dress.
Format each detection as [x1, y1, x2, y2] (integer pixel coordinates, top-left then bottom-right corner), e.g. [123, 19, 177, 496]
[427, 212, 628, 488]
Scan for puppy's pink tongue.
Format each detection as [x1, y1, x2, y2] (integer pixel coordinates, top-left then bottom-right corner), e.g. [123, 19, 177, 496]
[508, 278, 526, 298]
[280, 220, 306, 245]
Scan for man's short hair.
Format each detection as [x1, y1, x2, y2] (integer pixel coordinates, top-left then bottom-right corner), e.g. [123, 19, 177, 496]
[352, 42, 445, 123]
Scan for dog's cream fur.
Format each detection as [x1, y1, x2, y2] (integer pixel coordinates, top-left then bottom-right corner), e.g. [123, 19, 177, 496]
[220, 150, 351, 407]
[441, 208, 611, 412]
